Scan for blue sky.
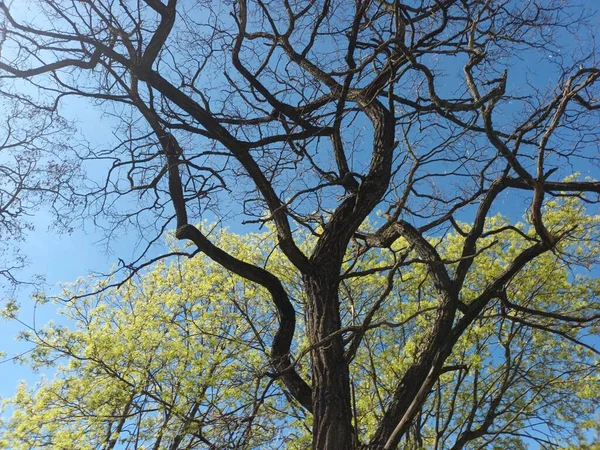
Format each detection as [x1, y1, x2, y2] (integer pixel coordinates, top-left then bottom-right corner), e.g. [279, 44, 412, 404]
[0, 93, 166, 397]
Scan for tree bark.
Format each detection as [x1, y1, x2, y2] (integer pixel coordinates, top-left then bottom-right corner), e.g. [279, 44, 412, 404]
[368, 292, 457, 449]
[305, 269, 354, 450]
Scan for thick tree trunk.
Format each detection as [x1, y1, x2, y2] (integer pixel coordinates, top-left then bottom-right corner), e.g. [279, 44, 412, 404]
[305, 269, 354, 450]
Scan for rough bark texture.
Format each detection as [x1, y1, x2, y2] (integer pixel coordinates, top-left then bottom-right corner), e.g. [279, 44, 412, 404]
[305, 270, 354, 449]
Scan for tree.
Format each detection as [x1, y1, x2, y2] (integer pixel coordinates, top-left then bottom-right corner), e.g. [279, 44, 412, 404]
[0, 90, 78, 290]
[1, 210, 599, 449]
[0, 0, 599, 448]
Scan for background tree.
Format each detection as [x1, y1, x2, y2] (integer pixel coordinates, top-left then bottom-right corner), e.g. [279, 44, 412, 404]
[1, 211, 599, 449]
[0, 90, 78, 290]
[0, 0, 599, 448]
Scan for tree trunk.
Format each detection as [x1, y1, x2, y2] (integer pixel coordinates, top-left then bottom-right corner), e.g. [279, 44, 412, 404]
[305, 269, 354, 449]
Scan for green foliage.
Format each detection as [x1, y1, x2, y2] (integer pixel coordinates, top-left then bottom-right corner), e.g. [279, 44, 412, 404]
[1, 202, 599, 449]
[1, 231, 298, 449]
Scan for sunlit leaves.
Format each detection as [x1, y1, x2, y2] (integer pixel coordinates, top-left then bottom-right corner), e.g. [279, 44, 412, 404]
[1, 199, 599, 448]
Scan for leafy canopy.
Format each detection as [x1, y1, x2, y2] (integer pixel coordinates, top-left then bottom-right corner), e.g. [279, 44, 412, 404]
[2, 199, 599, 449]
